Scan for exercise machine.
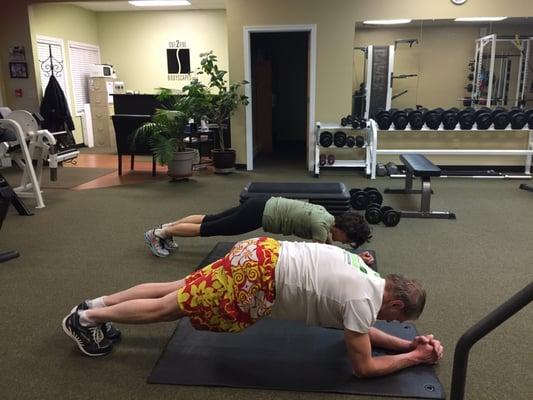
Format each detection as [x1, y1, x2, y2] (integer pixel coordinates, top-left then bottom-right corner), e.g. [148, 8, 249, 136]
[0, 109, 78, 208]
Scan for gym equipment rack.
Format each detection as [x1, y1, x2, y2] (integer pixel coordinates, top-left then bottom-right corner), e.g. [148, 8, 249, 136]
[367, 119, 533, 179]
[314, 122, 373, 177]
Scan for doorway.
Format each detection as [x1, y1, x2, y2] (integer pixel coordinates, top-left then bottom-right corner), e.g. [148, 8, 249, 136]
[244, 25, 317, 171]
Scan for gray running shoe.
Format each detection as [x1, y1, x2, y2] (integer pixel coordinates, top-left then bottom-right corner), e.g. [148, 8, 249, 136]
[144, 229, 170, 257]
[155, 225, 179, 251]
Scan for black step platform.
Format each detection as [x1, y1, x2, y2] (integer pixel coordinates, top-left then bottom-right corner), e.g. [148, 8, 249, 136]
[239, 182, 351, 215]
[148, 242, 443, 398]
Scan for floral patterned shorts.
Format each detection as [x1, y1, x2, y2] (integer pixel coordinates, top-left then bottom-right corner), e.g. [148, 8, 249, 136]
[176, 237, 280, 332]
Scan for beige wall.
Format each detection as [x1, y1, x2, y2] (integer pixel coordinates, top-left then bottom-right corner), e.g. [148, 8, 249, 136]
[3, 0, 533, 165]
[96, 10, 228, 94]
[226, 0, 533, 165]
[29, 3, 99, 143]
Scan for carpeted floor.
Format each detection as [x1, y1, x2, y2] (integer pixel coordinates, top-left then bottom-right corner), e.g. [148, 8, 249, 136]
[0, 160, 531, 400]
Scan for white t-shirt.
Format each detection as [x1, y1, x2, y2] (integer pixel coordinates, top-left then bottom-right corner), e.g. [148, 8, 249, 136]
[271, 241, 385, 333]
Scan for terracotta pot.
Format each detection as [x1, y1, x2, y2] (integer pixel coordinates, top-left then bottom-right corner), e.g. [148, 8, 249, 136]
[211, 149, 236, 174]
[167, 149, 196, 179]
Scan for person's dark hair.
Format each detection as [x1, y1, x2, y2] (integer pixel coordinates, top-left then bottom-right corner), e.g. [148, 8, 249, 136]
[385, 274, 426, 320]
[334, 211, 372, 248]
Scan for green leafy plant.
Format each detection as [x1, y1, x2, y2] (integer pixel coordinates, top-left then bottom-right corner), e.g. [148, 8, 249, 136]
[132, 89, 189, 166]
[195, 51, 249, 150]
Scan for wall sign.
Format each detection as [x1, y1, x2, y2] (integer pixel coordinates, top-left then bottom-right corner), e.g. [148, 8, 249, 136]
[9, 62, 28, 79]
[167, 40, 191, 81]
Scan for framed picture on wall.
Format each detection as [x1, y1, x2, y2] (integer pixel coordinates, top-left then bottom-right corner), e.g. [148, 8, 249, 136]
[9, 62, 29, 79]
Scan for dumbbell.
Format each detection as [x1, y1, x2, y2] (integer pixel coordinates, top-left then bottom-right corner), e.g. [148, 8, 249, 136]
[441, 109, 458, 130]
[465, 83, 473, 92]
[526, 109, 533, 129]
[349, 187, 383, 210]
[358, 118, 367, 129]
[346, 135, 356, 147]
[376, 163, 388, 177]
[333, 131, 347, 147]
[364, 204, 401, 227]
[385, 162, 399, 175]
[340, 116, 348, 126]
[458, 108, 475, 130]
[474, 109, 493, 130]
[492, 108, 510, 129]
[355, 135, 365, 148]
[467, 73, 474, 81]
[376, 110, 392, 130]
[424, 109, 442, 130]
[392, 110, 409, 130]
[408, 109, 424, 130]
[510, 111, 527, 129]
[319, 154, 327, 166]
[319, 131, 333, 147]
[327, 154, 335, 165]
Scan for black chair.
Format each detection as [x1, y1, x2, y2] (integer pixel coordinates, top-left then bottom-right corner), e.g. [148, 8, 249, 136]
[111, 114, 156, 176]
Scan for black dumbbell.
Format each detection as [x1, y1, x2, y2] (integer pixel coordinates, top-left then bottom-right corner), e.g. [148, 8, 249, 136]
[359, 118, 367, 129]
[363, 187, 383, 205]
[355, 135, 365, 148]
[380, 206, 401, 227]
[408, 110, 424, 130]
[475, 110, 493, 130]
[376, 110, 392, 130]
[392, 110, 409, 130]
[510, 111, 527, 129]
[327, 154, 335, 165]
[350, 188, 370, 210]
[365, 203, 383, 224]
[526, 109, 533, 129]
[319, 154, 327, 166]
[458, 109, 475, 130]
[346, 135, 356, 147]
[333, 131, 347, 147]
[319, 131, 333, 147]
[346, 115, 354, 125]
[441, 109, 458, 130]
[364, 204, 401, 226]
[465, 83, 473, 92]
[352, 118, 361, 129]
[340, 117, 348, 126]
[424, 110, 442, 130]
[492, 108, 510, 129]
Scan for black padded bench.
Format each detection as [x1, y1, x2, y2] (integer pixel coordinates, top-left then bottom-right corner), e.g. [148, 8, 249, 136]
[384, 154, 456, 220]
[239, 182, 351, 215]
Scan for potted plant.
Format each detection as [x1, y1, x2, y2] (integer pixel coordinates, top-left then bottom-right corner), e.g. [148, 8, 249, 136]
[133, 89, 197, 179]
[195, 51, 249, 174]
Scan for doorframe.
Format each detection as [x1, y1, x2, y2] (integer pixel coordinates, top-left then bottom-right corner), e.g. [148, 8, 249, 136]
[243, 24, 317, 171]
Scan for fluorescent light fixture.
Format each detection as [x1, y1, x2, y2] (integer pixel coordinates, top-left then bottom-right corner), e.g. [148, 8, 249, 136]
[129, 1, 191, 7]
[363, 19, 412, 25]
[454, 17, 507, 22]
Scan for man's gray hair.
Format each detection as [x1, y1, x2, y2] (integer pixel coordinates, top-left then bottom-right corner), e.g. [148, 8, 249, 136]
[385, 274, 426, 320]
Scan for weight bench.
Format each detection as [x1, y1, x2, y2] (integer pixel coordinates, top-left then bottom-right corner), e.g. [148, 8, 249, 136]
[384, 154, 456, 220]
[239, 182, 351, 215]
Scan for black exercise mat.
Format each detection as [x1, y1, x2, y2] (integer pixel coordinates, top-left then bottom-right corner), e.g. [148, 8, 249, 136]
[194, 241, 377, 271]
[148, 318, 444, 398]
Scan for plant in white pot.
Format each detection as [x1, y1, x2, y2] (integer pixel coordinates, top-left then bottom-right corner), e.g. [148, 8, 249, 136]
[133, 89, 197, 179]
[196, 51, 249, 174]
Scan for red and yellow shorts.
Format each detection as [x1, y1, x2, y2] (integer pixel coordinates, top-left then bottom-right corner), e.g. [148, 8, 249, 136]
[177, 237, 280, 332]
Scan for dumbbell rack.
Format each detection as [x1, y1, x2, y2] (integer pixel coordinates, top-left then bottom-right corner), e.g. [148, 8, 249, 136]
[314, 122, 373, 177]
[367, 119, 533, 179]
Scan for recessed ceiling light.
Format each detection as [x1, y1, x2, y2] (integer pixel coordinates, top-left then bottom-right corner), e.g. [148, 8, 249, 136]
[129, 1, 191, 7]
[454, 17, 507, 22]
[363, 19, 412, 25]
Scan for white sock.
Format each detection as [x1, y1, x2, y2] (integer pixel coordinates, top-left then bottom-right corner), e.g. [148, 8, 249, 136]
[79, 310, 97, 327]
[162, 223, 173, 229]
[87, 296, 106, 309]
[155, 228, 168, 238]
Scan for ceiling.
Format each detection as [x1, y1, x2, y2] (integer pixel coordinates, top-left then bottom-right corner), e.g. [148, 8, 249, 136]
[70, 0, 226, 12]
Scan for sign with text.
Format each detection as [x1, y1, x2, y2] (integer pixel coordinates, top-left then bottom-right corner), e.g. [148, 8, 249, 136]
[167, 40, 191, 81]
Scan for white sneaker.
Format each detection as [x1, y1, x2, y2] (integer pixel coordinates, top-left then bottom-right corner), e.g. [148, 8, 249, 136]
[144, 229, 170, 257]
[155, 225, 179, 251]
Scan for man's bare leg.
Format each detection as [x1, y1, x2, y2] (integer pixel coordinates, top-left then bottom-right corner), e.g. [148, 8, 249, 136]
[86, 290, 186, 324]
[102, 280, 185, 306]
